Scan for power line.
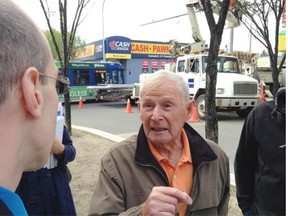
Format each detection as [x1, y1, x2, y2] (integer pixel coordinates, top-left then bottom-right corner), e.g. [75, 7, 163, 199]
[139, 13, 187, 26]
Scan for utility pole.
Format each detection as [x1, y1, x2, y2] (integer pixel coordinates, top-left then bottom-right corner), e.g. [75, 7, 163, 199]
[102, 0, 106, 62]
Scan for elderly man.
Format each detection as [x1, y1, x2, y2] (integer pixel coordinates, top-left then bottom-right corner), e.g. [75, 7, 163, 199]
[0, 0, 59, 215]
[89, 70, 230, 215]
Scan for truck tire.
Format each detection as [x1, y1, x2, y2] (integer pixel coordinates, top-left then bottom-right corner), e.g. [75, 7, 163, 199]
[236, 107, 252, 118]
[196, 95, 206, 120]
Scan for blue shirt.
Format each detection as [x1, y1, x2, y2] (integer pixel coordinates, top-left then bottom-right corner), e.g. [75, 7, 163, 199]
[0, 186, 28, 215]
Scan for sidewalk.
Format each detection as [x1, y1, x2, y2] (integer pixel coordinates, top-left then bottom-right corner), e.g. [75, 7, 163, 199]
[69, 126, 242, 215]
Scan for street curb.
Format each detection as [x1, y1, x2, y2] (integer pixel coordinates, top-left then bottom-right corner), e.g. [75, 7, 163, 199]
[72, 124, 236, 186]
[72, 125, 126, 143]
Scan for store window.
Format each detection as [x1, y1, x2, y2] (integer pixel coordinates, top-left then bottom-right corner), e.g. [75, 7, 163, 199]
[142, 59, 149, 73]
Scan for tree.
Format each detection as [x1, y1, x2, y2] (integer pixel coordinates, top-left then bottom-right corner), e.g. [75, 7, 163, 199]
[44, 29, 85, 61]
[235, 0, 286, 96]
[39, 0, 92, 133]
[200, 0, 232, 143]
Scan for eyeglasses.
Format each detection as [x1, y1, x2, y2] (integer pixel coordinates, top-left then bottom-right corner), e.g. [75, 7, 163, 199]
[38, 72, 70, 95]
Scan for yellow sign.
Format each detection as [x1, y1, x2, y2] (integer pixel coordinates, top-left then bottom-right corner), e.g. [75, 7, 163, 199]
[105, 53, 131, 59]
[76, 45, 95, 58]
[131, 42, 171, 55]
[278, 31, 286, 52]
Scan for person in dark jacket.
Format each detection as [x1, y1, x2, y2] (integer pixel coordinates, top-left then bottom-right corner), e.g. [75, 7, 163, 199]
[16, 103, 77, 216]
[234, 87, 286, 216]
[88, 70, 230, 216]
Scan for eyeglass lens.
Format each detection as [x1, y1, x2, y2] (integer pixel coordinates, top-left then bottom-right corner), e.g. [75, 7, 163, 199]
[56, 81, 69, 94]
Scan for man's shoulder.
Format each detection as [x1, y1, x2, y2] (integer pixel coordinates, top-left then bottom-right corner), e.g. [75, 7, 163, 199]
[251, 101, 275, 118]
[102, 135, 137, 160]
[113, 135, 137, 150]
[205, 139, 229, 161]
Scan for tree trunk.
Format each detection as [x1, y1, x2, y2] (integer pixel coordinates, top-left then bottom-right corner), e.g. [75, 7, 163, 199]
[205, 35, 220, 144]
[64, 93, 72, 134]
[201, 0, 230, 144]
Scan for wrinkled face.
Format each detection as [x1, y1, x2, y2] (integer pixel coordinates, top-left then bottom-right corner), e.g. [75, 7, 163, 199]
[138, 79, 191, 147]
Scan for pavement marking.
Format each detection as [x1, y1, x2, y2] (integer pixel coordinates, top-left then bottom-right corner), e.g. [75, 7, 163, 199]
[72, 124, 236, 186]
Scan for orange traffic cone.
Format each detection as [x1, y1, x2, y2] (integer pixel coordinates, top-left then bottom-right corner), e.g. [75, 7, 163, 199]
[190, 101, 199, 122]
[125, 98, 132, 113]
[78, 97, 84, 109]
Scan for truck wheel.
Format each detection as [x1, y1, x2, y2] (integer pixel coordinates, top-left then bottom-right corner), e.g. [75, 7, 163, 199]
[236, 108, 252, 118]
[196, 95, 206, 120]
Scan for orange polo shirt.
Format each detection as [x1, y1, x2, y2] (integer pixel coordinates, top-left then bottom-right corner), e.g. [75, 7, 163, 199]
[148, 129, 193, 216]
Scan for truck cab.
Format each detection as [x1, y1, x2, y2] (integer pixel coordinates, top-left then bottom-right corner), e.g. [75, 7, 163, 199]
[166, 53, 260, 118]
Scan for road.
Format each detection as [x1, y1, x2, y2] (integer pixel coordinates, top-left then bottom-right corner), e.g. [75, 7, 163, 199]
[70, 100, 245, 175]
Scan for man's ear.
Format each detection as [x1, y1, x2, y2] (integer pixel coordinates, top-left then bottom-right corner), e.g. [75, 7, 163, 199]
[186, 100, 193, 121]
[137, 100, 141, 112]
[21, 67, 43, 118]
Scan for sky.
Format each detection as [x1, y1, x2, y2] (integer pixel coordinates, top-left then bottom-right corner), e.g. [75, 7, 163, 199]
[12, 0, 266, 53]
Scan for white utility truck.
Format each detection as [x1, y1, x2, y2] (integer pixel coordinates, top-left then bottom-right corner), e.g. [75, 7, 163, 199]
[132, 0, 259, 119]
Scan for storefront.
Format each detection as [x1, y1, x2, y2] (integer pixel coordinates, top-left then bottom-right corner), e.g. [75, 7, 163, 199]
[75, 36, 186, 84]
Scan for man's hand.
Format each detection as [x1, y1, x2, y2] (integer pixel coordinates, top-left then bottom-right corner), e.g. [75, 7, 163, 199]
[142, 186, 192, 216]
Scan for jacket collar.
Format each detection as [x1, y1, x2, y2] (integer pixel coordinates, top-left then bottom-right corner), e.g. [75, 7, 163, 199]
[135, 122, 217, 171]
